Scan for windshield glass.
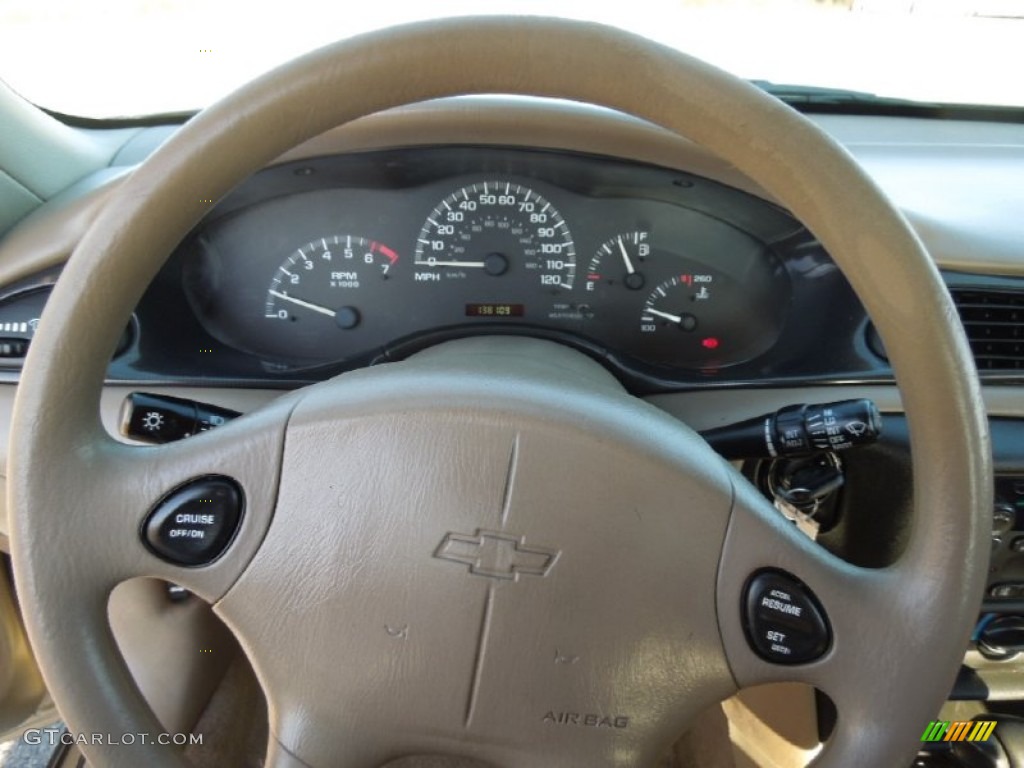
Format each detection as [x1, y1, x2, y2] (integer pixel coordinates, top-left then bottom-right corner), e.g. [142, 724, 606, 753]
[1, 0, 1022, 118]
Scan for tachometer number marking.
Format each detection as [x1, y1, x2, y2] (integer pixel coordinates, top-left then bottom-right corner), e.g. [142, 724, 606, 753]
[265, 235, 397, 330]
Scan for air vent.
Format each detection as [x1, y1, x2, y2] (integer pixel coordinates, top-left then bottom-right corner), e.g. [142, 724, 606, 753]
[951, 288, 1024, 371]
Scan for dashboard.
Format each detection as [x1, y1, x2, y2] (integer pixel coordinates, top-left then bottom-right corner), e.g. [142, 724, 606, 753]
[52, 145, 878, 392]
[0, 105, 1022, 405]
[1, 92, 1024, 762]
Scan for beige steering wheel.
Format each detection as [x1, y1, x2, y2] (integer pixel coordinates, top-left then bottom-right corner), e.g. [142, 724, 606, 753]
[8, 16, 991, 768]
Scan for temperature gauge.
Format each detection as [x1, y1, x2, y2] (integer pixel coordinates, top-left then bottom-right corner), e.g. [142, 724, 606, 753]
[640, 273, 715, 334]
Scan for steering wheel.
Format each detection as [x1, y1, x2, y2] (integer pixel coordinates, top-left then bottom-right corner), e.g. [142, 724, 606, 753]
[8, 17, 991, 768]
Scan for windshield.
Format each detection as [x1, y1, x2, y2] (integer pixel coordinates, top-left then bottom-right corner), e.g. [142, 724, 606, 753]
[2, 0, 1022, 118]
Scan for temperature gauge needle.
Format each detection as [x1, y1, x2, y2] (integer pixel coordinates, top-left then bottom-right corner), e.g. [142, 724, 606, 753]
[645, 307, 684, 324]
[268, 290, 336, 318]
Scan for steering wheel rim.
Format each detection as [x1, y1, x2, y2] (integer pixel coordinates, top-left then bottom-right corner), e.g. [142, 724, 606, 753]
[8, 16, 990, 768]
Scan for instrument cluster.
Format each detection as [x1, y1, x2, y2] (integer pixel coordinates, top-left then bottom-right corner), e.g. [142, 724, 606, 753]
[165, 146, 866, 388]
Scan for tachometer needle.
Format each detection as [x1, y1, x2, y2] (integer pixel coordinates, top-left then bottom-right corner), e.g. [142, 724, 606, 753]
[617, 237, 635, 275]
[645, 307, 683, 324]
[268, 290, 336, 318]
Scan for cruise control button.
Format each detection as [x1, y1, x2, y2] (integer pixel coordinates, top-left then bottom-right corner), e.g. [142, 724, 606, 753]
[143, 477, 243, 566]
[743, 570, 831, 664]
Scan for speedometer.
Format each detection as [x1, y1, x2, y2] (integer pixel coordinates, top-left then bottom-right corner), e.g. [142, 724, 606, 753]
[414, 181, 576, 290]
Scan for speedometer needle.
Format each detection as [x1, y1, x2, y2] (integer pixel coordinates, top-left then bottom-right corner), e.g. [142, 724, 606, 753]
[268, 290, 336, 318]
[415, 259, 487, 268]
[645, 307, 684, 324]
[617, 237, 636, 275]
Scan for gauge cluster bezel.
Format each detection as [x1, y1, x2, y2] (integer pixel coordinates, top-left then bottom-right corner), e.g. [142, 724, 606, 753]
[135, 146, 872, 390]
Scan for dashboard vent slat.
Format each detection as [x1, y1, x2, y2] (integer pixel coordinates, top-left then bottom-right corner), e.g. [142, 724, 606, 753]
[951, 289, 1024, 371]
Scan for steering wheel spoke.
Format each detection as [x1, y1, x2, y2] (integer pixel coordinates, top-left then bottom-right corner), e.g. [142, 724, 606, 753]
[116, 400, 296, 598]
[717, 477, 966, 763]
[11, 391, 296, 606]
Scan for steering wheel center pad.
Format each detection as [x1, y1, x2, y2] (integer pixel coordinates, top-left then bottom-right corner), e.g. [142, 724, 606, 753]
[219, 338, 736, 765]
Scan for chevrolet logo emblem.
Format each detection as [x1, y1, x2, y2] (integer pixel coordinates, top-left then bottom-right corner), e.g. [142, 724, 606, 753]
[434, 529, 559, 581]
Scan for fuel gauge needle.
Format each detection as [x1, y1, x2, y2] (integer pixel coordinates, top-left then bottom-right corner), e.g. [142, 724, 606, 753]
[268, 290, 336, 318]
[645, 307, 683, 324]
[617, 237, 636, 275]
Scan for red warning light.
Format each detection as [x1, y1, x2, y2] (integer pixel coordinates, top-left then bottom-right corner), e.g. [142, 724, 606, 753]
[701, 337, 720, 350]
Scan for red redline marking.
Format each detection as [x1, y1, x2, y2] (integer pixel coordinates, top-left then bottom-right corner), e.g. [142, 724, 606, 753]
[374, 243, 399, 264]
[587, 274, 602, 280]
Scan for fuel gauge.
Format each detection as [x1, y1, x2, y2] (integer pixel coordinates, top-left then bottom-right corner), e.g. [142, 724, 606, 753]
[585, 231, 651, 293]
[583, 226, 787, 370]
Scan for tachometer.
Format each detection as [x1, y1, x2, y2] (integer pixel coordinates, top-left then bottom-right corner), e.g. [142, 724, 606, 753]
[265, 235, 398, 331]
[414, 181, 576, 290]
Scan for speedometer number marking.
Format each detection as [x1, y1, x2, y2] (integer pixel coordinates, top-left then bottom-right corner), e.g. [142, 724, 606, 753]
[414, 182, 576, 290]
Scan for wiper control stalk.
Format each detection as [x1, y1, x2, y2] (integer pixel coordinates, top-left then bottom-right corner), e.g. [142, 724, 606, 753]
[700, 399, 882, 460]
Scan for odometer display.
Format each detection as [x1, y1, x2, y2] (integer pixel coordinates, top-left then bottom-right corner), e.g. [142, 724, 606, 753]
[414, 181, 576, 290]
[465, 303, 525, 318]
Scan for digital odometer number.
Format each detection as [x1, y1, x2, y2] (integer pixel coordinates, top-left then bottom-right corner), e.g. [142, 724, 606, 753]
[465, 303, 525, 318]
[414, 181, 576, 290]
